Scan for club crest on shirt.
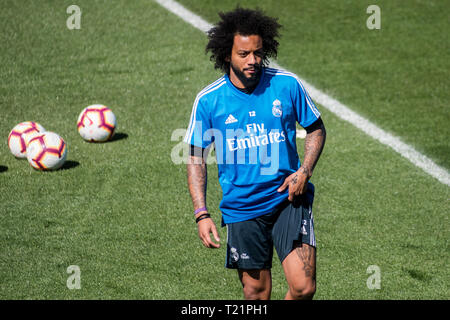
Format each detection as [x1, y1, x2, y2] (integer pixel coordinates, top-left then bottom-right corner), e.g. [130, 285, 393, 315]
[230, 247, 239, 262]
[272, 99, 282, 117]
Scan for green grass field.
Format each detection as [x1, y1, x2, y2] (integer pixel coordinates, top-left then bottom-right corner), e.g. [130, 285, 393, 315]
[0, 0, 448, 300]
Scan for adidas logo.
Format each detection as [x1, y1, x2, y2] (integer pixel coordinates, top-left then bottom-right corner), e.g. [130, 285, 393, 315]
[225, 114, 238, 124]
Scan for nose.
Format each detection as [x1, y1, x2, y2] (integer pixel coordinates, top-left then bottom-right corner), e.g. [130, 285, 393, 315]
[247, 52, 256, 65]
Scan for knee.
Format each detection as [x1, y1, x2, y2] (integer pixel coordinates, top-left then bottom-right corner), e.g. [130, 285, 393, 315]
[289, 280, 316, 300]
[243, 283, 270, 300]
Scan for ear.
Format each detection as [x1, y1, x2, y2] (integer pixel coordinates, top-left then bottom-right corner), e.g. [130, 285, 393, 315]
[225, 55, 230, 62]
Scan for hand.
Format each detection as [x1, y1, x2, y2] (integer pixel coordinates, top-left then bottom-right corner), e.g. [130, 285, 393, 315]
[197, 217, 221, 248]
[277, 167, 310, 202]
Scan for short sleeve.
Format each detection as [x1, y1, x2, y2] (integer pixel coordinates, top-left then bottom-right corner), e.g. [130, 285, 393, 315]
[292, 78, 321, 128]
[184, 98, 214, 149]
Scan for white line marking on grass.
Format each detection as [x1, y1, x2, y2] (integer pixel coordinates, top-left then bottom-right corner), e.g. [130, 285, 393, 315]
[295, 76, 450, 187]
[155, 0, 211, 32]
[155, 0, 450, 187]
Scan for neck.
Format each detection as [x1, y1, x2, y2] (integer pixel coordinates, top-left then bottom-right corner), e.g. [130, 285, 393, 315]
[229, 78, 258, 94]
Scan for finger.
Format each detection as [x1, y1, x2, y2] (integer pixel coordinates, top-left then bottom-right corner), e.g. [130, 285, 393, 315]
[204, 228, 220, 248]
[198, 226, 210, 248]
[277, 179, 289, 192]
[208, 235, 220, 248]
[199, 232, 209, 248]
[211, 225, 221, 243]
[199, 222, 220, 248]
[203, 234, 219, 248]
[288, 184, 294, 202]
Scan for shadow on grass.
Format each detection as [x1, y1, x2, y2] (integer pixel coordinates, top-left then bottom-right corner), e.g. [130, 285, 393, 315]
[109, 132, 128, 142]
[60, 160, 80, 171]
[0, 165, 8, 173]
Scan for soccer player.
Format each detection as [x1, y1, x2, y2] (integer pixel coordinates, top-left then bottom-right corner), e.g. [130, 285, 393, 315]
[185, 7, 326, 300]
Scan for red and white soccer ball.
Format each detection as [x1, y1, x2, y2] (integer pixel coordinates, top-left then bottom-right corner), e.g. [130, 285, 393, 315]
[26, 132, 67, 171]
[77, 105, 116, 142]
[7, 121, 46, 158]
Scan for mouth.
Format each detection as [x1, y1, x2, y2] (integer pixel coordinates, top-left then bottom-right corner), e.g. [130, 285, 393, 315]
[244, 67, 259, 75]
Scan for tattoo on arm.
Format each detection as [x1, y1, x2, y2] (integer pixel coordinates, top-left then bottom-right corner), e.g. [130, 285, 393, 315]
[187, 155, 207, 210]
[299, 166, 309, 176]
[302, 122, 326, 178]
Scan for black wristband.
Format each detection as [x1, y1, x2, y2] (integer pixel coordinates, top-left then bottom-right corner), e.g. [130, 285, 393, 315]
[195, 213, 211, 223]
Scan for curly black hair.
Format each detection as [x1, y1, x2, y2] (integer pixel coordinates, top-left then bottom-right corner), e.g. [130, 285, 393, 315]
[206, 7, 281, 73]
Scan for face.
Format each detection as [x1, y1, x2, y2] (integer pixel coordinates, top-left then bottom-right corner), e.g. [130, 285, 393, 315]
[228, 34, 264, 88]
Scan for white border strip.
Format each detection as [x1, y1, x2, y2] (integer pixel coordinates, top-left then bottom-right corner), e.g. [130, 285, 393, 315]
[155, 0, 450, 187]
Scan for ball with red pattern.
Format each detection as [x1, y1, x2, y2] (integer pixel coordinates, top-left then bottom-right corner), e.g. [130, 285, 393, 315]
[77, 105, 116, 142]
[26, 132, 67, 170]
[7, 121, 46, 158]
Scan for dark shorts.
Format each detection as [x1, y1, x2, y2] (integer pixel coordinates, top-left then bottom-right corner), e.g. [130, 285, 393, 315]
[225, 186, 316, 270]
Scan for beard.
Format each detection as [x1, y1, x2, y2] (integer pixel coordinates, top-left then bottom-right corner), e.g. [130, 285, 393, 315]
[230, 61, 262, 89]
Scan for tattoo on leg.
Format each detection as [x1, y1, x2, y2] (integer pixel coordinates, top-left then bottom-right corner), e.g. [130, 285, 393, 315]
[295, 245, 315, 279]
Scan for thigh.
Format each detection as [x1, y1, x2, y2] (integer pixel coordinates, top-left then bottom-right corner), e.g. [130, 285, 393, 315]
[282, 241, 316, 283]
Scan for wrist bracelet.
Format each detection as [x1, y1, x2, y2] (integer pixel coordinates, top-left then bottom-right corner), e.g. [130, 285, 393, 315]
[195, 213, 211, 223]
[194, 207, 207, 215]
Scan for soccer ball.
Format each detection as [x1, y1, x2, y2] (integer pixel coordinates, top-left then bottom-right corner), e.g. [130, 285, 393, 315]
[26, 132, 67, 170]
[7, 121, 46, 158]
[77, 105, 116, 142]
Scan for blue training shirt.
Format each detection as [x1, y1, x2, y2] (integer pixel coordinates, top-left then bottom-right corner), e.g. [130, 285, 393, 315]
[184, 67, 321, 224]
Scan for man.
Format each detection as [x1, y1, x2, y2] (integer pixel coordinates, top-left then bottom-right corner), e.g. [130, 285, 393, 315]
[184, 7, 326, 300]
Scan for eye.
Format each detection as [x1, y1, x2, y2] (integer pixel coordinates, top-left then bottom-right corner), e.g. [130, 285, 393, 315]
[254, 50, 264, 58]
